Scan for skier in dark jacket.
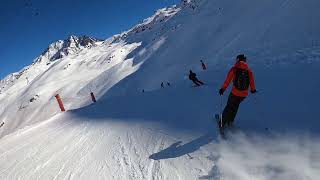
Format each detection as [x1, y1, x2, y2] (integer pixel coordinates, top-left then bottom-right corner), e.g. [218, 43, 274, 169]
[200, 60, 207, 70]
[218, 54, 257, 128]
[161, 82, 164, 88]
[189, 70, 204, 86]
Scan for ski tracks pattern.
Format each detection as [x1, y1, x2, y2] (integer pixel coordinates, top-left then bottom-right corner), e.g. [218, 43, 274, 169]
[0, 119, 214, 180]
[146, 137, 165, 180]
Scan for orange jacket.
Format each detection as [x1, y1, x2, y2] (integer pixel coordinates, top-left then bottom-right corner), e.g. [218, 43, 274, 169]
[221, 61, 256, 97]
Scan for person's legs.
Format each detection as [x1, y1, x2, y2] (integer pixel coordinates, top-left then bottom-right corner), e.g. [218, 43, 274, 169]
[222, 94, 233, 127]
[192, 79, 201, 86]
[195, 78, 204, 85]
[228, 95, 245, 124]
[222, 93, 245, 127]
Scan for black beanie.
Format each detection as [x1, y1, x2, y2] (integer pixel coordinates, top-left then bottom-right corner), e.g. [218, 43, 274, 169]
[237, 54, 246, 62]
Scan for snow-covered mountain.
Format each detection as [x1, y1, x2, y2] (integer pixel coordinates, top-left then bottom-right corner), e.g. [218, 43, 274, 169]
[1, 0, 320, 179]
[37, 35, 102, 62]
[0, 35, 102, 94]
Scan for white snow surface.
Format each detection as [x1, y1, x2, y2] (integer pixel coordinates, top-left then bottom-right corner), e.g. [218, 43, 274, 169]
[1, 0, 320, 179]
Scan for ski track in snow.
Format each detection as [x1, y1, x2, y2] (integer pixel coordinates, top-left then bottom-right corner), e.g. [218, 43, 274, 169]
[147, 137, 164, 180]
[0, 111, 320, 180]
[0, 115, 216, 180]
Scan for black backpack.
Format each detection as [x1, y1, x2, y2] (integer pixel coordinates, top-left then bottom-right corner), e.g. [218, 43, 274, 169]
[234, 68, 250, 90]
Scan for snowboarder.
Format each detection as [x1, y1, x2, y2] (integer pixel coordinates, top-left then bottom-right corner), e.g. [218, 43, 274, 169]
[189, 70, 204, 86]
[218, 54, 257, 128]
[200, 60, 207, 70]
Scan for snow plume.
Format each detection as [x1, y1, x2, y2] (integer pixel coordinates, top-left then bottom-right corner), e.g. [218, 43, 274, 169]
[210, 133, 320, 180]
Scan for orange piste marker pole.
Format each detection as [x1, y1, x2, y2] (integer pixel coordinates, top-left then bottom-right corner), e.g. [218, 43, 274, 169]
[55, 94, 66, 112]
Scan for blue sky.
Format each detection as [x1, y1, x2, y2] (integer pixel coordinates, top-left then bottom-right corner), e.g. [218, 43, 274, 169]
[0, 0, 178, 79]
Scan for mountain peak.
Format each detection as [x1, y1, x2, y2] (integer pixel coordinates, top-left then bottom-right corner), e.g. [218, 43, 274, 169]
[36, 35, 102, 63]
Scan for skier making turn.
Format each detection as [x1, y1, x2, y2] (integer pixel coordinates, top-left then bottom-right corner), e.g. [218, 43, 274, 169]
[189, 70, 204, 86]
[218, 54, 257, 128]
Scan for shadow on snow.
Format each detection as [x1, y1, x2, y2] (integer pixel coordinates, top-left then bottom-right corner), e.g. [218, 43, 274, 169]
[149, 133, 215, 160]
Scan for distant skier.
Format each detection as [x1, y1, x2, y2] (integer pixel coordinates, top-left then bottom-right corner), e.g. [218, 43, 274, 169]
[167, 82, 171, 87]
[200, 60, 207, 70]
[161, 82, 164, 88]
[189, 70, 204, 86]
[26, 77, 29, 85]
[218, 54, 257, 128]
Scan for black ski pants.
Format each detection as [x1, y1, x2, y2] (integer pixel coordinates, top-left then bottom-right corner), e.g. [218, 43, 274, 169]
[222, 93, 245, 127]
[191, 78, 204, 86]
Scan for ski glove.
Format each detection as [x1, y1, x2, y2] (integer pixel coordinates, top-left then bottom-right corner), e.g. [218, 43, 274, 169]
[219, 88, 225, 96]
[251, 89, 257, 94]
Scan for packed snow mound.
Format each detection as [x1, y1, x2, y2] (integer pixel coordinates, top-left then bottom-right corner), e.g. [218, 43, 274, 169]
[1, 0, 320, 179]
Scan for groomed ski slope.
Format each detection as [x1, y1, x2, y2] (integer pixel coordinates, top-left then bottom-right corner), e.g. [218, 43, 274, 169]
[1, 59, 320, 180]
[1, 0, 320, 179]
